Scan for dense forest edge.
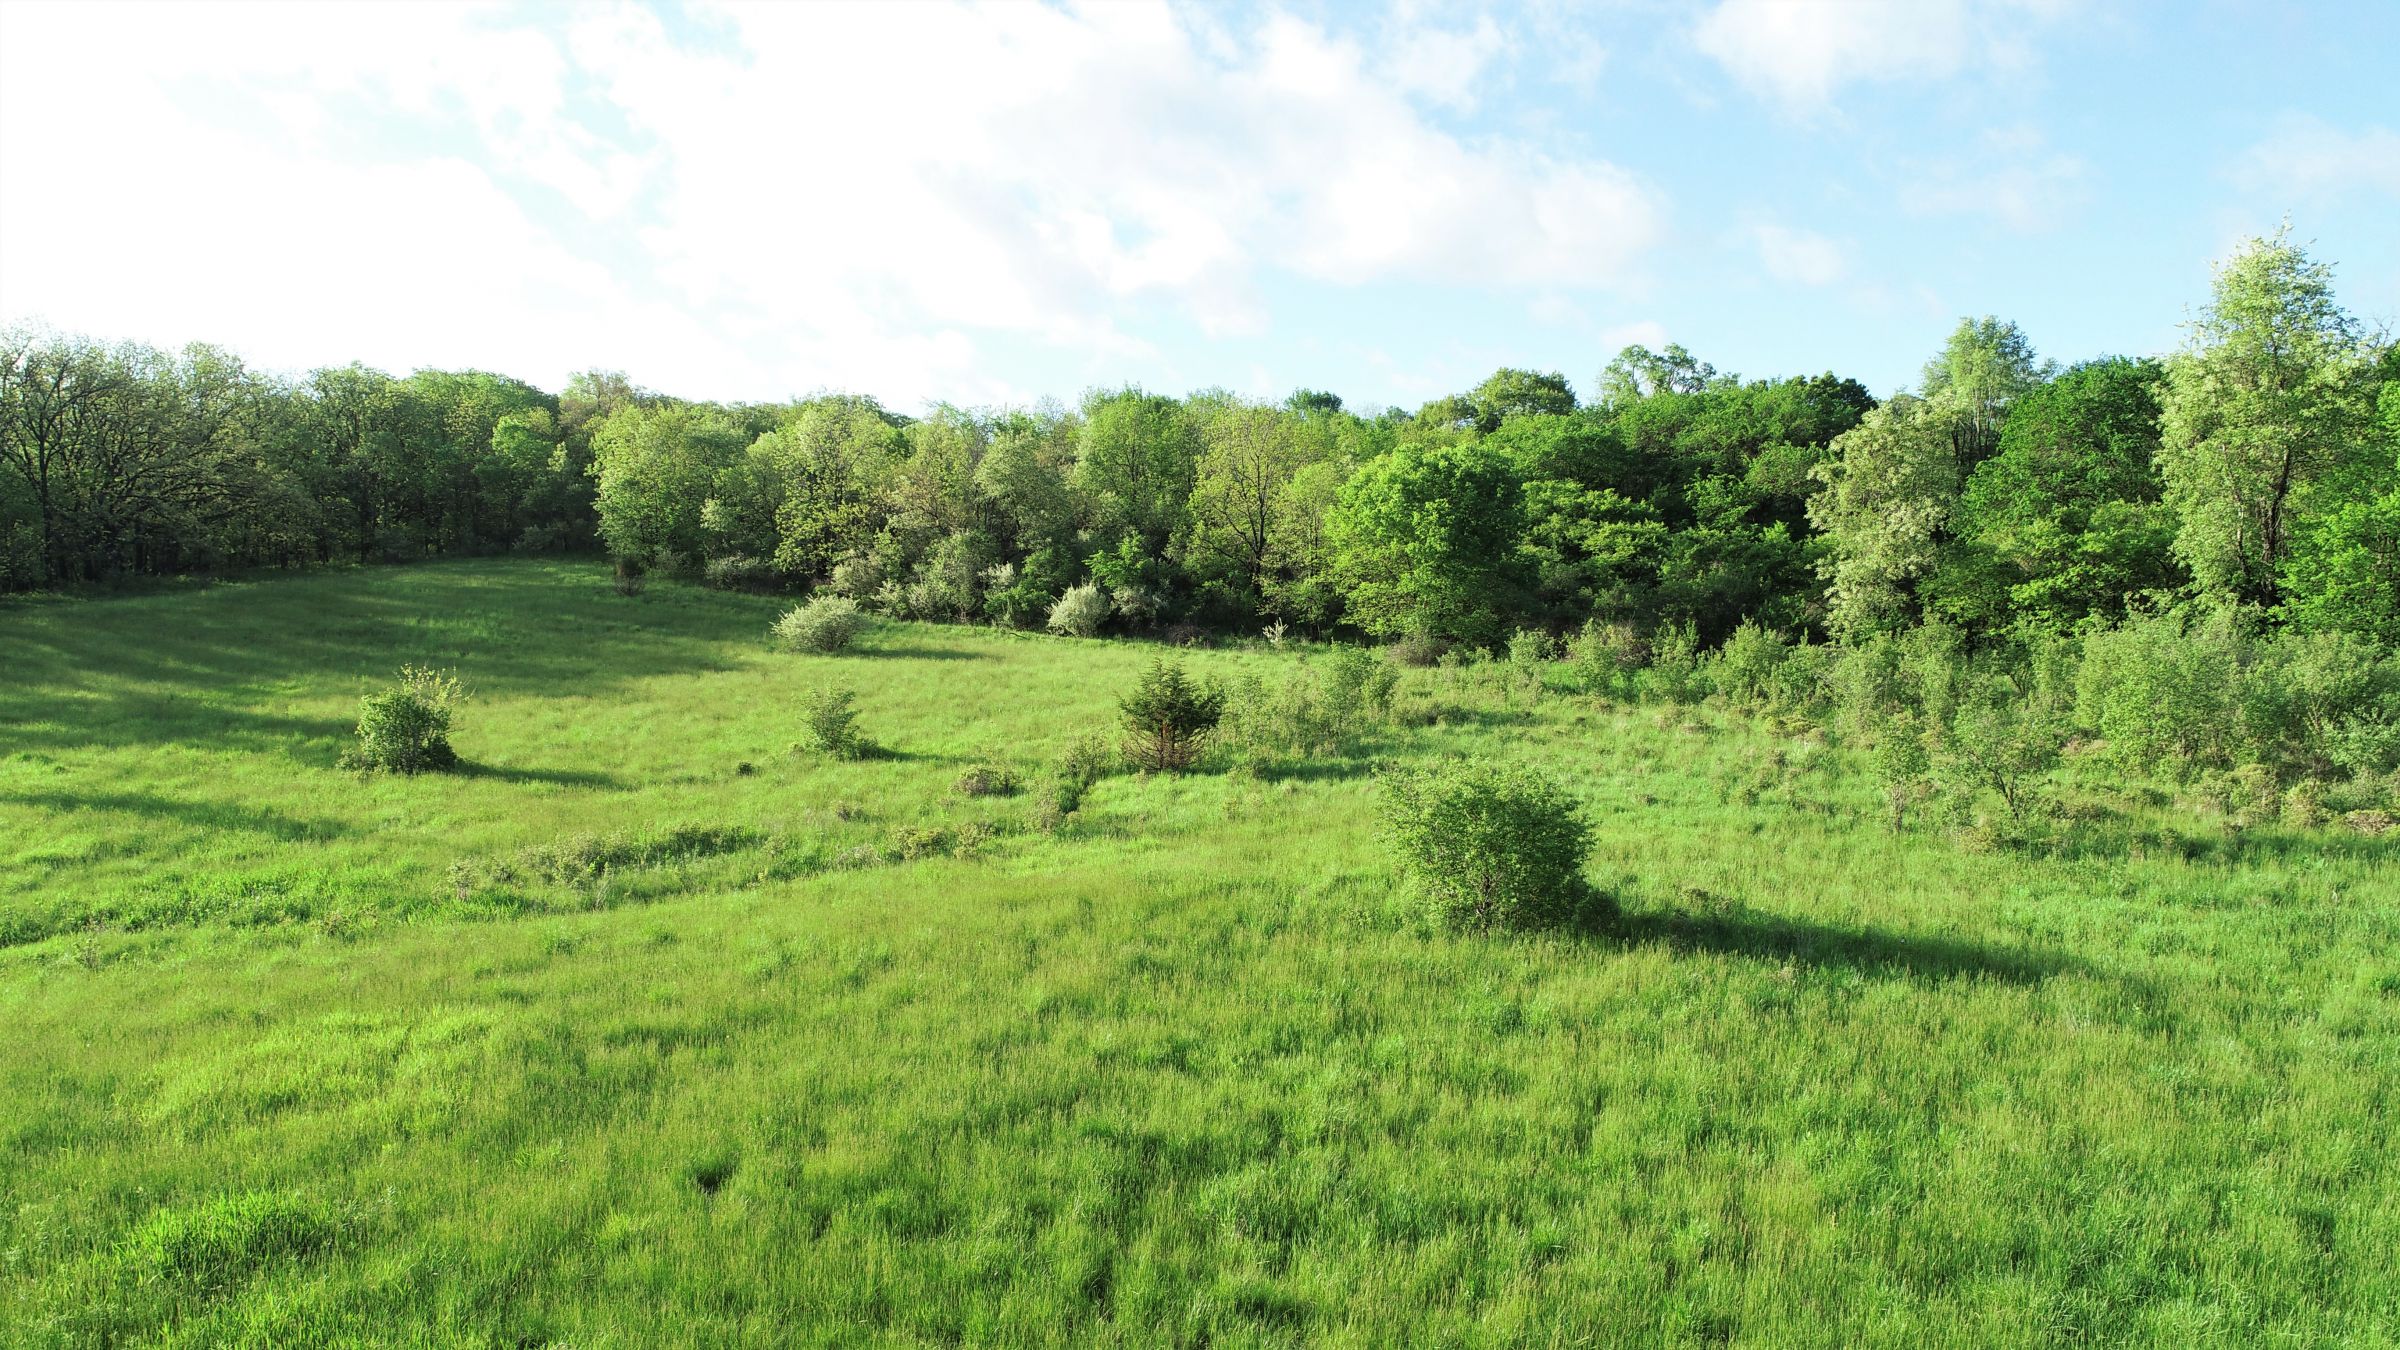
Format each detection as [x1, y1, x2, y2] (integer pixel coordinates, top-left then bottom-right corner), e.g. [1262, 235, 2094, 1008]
[6, 226, 2398, 839]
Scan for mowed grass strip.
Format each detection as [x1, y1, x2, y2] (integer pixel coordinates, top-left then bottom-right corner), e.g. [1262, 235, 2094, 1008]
[2, 559, 2396, 1347]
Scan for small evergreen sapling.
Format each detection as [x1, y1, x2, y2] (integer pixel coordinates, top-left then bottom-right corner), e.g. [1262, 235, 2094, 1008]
[1119, 661, 1225, 772]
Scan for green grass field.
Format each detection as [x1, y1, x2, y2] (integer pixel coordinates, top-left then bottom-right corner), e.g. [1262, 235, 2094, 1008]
[4, 559, 2396, 1347]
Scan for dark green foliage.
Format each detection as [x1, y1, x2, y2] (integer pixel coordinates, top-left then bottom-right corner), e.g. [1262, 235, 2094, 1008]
[1934, 358, 2183, 630]
[1378, 758, 1605, 931]
[346, 666, 464, 774]
[1119, 661, 1225, 773]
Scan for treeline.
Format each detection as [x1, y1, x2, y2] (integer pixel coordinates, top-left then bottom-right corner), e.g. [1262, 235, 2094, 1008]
[5, 229, 2394, 662]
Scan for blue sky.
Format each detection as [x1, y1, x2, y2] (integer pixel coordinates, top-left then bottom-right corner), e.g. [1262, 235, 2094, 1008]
[2, 0, 2393, 413]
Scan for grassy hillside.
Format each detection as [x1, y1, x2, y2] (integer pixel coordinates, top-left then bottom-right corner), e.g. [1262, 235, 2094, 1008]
[3, 560, 2396, 1347]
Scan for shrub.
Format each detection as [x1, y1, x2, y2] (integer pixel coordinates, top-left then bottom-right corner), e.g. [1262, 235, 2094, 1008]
[347, 666, 465, 774]
[1713, 621, 1789, 707]
[1120, 660, 1225, 772]
[1320, 645, 1398, 731]
[1047, 582, 1111, 638]
[774, 594, 868, 654]
[612, 556, 647, 596]
[704, 554, 782, 593]
[2075, 607, 2243, 775]
[1506, 628, 1554, 693]
[797, 686, 871, 759]
[1036, 732, 1117, 824]
[1569, 619, 1646, 696]
[954, 763, 1019, 797]
[1379, 758, 1604, 931]
[1386, 631, 1449, 668]
[1636, 622, 1703, 703]
[1940, 672, 2069, 828]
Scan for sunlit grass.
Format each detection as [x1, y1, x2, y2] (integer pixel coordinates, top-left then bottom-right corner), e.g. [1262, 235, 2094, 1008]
[2, 559, 2395, 1346]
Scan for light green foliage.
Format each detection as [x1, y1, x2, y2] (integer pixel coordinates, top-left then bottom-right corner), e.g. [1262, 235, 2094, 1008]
[1711, 620, 1789, 707]
[1074, 387, 1201, 550]
[590, 403, 750, 569]
[347, 666, 465, 774]
[1920, 316, 2047, 469]
[1468, 367, 1576, 431]
[1222, 645, 1397, 763]
[764, 398, 908, 579]
[1327, 439, 1530, 646]
[1809, 394, 1958, 639]
[772, 594, 867, 654]
[1119, 661, 1225, 773]
[1378, 758, 1601, 931]
[1045, 581, 1110, 637]
[797, 685, 870, 760]
[2157, 228, 2377, 607]
[1506, 627, 1554, 690]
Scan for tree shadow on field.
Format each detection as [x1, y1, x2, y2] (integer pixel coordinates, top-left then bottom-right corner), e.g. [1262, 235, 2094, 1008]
[0, 790, 350, 842]
[0, 561, 785, 756]
[452, 761, 626, 789]
[847, 643, 986, 662]
[1605, 897, 2082, 987]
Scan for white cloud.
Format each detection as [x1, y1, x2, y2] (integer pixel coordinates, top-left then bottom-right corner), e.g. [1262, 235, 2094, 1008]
[2231, 115, 2400, 205]
[1692, 0, 2068, 112]
[1750, 223, 1847, 285]
[0, 0, 1663, 406]
[1380, 12, 1512, 111]
[1899, 128, 2090, 232]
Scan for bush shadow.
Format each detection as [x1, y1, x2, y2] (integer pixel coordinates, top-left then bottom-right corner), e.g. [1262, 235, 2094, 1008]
[1598, 898, 2083, 987]
[0, 790, 349, 842]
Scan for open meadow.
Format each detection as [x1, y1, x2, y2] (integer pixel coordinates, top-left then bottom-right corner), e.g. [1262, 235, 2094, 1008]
[3, 559, 2396, 1346]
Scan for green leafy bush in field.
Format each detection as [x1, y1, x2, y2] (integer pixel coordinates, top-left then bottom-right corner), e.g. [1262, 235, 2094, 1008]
[773, 594, 867, 654]
[953, 762, 1019, 797]
[1320, 645, 1399, 729]
[1120, 661, 1225, 773]
[1035, 733, 1117, 825]
[704, 554, 783, 593]
[1569, 619, 1646, 697]
[346, 666, 465, 774]
[1713, 620, 1790, 708]
[797, 686, 871, 759]
[1046, 582, 1110, 638]
[1378, 758, 1605, 931]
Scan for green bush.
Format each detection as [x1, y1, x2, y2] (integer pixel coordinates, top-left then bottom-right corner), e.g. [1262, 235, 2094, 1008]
[953, 763, 1018, 797]
[1378, 758, 1605, 931]
[1046, 582, 1111, 638]
[1569, 619, 1646, 697]
[1121, 661, 1225, 773]
[797, 686, 871, 759]
[704, 554, 783, 593]
[2075, 607, 2243, 775]
[1036, 733, 1117, 824]
[346, 666, 465, 774]
[1713, 621, 1789, 707]
[773, 594, 867, 654]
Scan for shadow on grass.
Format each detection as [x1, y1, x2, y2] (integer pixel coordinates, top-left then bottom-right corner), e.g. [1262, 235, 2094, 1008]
[848, 644, 987, 662]
[1604, 901, 2080, 986]
[452, 761, 626, 789]
[0, 790, 350, 842]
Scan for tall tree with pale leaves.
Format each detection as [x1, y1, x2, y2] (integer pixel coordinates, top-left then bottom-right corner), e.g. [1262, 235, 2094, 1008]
[2157, 227, 2376, 609]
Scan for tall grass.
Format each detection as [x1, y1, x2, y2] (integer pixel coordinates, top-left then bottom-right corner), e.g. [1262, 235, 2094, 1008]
[1, 559, 2395, 1346]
